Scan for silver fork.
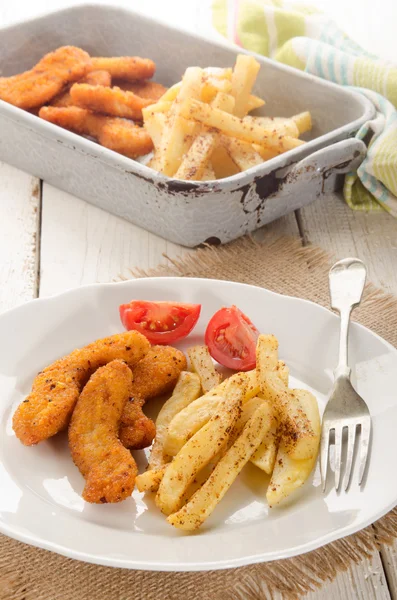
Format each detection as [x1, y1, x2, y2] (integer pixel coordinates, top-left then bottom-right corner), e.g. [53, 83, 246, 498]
[321, 258, 371, 492]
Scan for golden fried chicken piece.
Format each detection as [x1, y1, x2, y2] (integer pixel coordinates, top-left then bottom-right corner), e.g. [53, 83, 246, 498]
[52, 70, 112, 108]
[39, 106, 153, 158]
[120, 345, 187, 449]
[113, 80, 167, 102]
[90, 57, 155, 81]
[0, 46, 92, 109]
[69, 360, 137, 503]
[70, 84, 153, 119]
[13, 331, 150, 446]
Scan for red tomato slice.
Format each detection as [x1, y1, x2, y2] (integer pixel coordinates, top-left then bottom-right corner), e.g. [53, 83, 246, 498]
[119, 300, 201, 344]
[205, 306, 259, 371]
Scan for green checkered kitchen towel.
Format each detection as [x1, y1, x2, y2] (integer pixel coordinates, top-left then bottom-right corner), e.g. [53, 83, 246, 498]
[212, 0, 397, 215]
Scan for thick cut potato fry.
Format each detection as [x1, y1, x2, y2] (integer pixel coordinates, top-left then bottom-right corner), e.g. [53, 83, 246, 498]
[148, 371, 201, 470]
[252, 144, 279, 161]
[159, 67, 203, 176]
[160, 82, 181, 102]
[292, 111, 312, 134]
[156, 373, 247, 515]
[231, 54, 260, 118]
[179, 99, 305, 153]
[174, 130, 218, 181]
[211, 145, 240, 178]
[201, 163, 216, 180]
[136, 465, 166, 493]
[222, 136, 263, 171]
[201, 77, 232, 103]
[267, 389, 320, 506]
[143, 112, 166, 147]
[168, 401, 272, 530]
[250, 416, 279, 474]
[244, 115, 299, 138]
[142, 101, 172, 116]
[246, 94, 266, 112]
[164, 369, 259, 456]
[256, 335, 316, 459]
[187, 346, 221, 393]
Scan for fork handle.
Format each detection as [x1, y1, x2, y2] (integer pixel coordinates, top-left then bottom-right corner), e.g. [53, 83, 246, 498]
[335, 307, 352, 379]
[329, 258, 367, 380]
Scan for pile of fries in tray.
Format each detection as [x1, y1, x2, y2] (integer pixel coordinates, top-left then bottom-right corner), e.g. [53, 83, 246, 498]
[143, 54, 312, 181]
[138, 336, 320, 531]
[0, 46, 167, 159]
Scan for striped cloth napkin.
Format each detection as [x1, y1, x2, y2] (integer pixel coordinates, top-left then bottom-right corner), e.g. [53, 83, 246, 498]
[212, 0, 397, 214]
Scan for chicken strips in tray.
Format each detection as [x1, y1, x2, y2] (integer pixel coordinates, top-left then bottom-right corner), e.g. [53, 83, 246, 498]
[0, 46, 167, 161]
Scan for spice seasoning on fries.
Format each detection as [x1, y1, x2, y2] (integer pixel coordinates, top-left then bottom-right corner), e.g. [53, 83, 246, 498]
[143, 54, 312, 181]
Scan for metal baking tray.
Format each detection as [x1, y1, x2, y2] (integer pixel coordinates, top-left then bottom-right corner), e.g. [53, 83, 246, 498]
[0, 4, 374, 247]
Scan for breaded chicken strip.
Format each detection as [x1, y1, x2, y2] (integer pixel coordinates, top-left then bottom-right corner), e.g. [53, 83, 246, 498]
[39, 106, 153, 159]
[89, 57, 155, 81]
[51, 70, 112, 108]
[0, 46, 92, 109]
[69, 360, 137, 503]
[13, 331, 150, 446]
[112, 80, 167, 102]
[120, 345, 187, 449]
[70, 84, 153, 119]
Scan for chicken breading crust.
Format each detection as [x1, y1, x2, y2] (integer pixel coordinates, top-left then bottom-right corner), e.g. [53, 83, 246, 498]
[69, 360, 137, 503]
[0, 46, 92, 109]
[120, 345, 187, 449]
[13, 331, 150, 446]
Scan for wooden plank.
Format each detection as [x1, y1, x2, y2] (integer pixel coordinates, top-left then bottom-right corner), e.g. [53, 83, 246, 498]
[381, 544, 397, 600]
[299, 194, 397, 294]
[307, 556, 391, 600]
[39, 185, 300, 295]
[0, 162, 40, 311]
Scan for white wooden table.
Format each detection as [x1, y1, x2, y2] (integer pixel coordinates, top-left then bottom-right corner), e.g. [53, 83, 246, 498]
[1, 1, 396, 597]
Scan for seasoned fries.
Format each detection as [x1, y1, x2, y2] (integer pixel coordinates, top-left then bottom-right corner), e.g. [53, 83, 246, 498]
[187, 346, 221, 393]
[147, 371, 201, 470]
[156, 373, 247, 515]
[168, 402, 272, 530]
[143, 54, 312, 181]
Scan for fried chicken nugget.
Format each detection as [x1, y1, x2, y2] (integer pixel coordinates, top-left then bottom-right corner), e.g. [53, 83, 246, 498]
[0, 46, 92, 109]
[70, 84, 153, 120]
[39, 106, 153, 158]
[13, 331, 150, 446]
[120, 345, 187, 449]
[113, 80, 167, 102]
[90, 57, 155, 81]
[69, 360, 137, 503]
[52, 70, 112, 108]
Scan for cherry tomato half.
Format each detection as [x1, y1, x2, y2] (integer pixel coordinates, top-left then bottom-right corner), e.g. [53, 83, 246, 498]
[119, 300, 201, 344]
[205, 305, 259, 371]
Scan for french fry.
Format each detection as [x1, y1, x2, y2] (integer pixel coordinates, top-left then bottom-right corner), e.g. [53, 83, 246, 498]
[168, 401, 272, 530]
[248, 360, 287, 474]
[252, 144, 280, 161]
[222, 136, 263, 171]
[201, 77, 232, 103]
[136, 466, 166, 493]
[231, 54, 261, 118]
[179, 99, 305, 153]
[142, 101, 172, 115]
[187, 346, 221, 393]
[159, 67, 203, 176]
[201, 162, 216, 181]
[292, 111, 312, 135]
[160, 82, 181, 102]
[244, 115, 300, 138]
[246, 94, 266, 113]
[143, 112, 166, 147]
[256, 335, 316, 460]
[148, 371, 201, 470]
[174, 130, 218, 180]
[267, 389, 320, 506]
[156, 373, 246, 515]
[211, 145, 240, 178]
[164, 369, 259, 456]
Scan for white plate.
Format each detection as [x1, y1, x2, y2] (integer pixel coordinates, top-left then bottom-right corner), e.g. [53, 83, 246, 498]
[0, 277, 396, 571]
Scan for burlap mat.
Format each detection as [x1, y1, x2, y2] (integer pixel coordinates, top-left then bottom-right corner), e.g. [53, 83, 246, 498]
[1, 236, 397, 600]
